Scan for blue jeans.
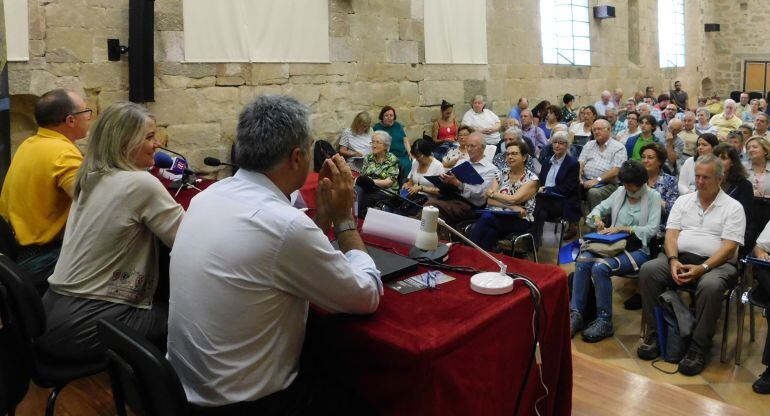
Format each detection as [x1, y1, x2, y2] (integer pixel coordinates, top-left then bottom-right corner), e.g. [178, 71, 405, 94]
[469, 212, 531, 251]
[570, 249, 650, 321]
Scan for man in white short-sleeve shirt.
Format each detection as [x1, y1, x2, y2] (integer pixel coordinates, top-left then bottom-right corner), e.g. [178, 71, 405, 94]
[578, 119, 628, 210]
[637, 155, 745, 376]
[167, 95, 381, 414]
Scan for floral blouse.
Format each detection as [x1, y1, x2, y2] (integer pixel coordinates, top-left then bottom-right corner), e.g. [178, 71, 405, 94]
[361, 152, 400, 192]
[652, 173, 678, 230]
[497, 168, 539, 222]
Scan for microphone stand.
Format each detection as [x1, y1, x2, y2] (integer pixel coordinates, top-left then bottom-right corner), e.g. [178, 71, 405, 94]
[160, 147, 202, 196]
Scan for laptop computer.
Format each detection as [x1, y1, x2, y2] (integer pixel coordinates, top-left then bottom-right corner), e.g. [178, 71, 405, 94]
[332, 240, 419, 281]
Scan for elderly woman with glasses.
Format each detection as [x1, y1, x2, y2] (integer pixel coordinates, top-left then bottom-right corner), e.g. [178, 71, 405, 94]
[532, 131, 581, 245]
[357, 130, 400, 217]
[36, 102, 185, 361]
[695, 108, 717, 136]
[571, 161, 662, 343]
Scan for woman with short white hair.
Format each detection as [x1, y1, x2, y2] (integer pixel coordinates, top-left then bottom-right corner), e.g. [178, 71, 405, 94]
[358, 130, 400, 216]
[461, 95, 502, 147]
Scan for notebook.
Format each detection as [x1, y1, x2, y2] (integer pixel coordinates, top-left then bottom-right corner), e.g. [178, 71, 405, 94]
[331, 240, 418, 281]
[476, 207, 521, 216]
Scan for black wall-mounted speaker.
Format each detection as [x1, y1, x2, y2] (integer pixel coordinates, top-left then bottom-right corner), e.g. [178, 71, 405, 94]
[593, 5, 616, 19]
[128, 0, 155, 102]
[705, 23, 721, 32]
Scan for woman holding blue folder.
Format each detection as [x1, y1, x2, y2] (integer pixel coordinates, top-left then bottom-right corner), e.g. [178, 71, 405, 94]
[469, 140, 538, 250]
[571, 160, 661, 343]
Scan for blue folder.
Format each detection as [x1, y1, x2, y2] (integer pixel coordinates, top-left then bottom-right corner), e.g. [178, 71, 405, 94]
[746, 257, 770, 268]
[449, 161, 484, 185]
[583, 232, 630, 243]
[543, 189, 565, 198]
[476, 208, 520, 216]
[558, 240, 581, 264]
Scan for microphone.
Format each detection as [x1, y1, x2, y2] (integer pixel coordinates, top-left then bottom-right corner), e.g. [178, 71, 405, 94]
[203, 157, 238, 168]
[154, 152, 193, 175]
[354, 176, 423, 210]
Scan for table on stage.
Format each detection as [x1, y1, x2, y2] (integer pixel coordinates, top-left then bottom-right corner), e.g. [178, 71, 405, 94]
[308, 235, 573, 416]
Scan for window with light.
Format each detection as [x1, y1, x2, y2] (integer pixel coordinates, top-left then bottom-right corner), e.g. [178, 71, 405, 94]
[540, 0, 591, 66]
[658, 0, 685, 68]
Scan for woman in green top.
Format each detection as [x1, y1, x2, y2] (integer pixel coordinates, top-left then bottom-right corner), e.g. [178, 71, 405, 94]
[373, 105, 412, 177]
[358, 130, 400, 217]
[627, 114, 659, 161]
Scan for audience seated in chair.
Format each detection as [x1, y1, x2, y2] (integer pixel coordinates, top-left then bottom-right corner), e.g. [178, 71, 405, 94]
[677, 133, 719, 195]
[579, 119, 628, 211]
[638, 154, 745, 376]
[357, 130, 400, 217]
[373, 105, 411, 175]
[532, 131, 581, 245]
[424, 132, 497, 226]
[570, 161, 661, 343]
[469, 140, 539, 251]
[396, 139, 444, 216]
[338, 111, 373, 161]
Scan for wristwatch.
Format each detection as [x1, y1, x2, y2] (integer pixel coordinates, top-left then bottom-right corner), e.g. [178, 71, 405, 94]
[333, 219, 358, 236]
[596, 177, 603, 183]
[701, 263, 711, 272]
[667, 255, 678, 263]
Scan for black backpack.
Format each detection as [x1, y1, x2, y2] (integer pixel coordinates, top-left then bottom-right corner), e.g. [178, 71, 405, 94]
[656, 290, 695, 363]
[313, 140, 337, 172]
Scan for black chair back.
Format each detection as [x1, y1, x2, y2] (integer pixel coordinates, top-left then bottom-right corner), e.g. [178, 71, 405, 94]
[0, 216, 18, 259]
[97, 319, 188, 416]
[0, 253, 47, 413]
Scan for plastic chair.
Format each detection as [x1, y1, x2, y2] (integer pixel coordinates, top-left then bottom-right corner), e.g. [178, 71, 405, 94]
[0, 253, 104, 416]
[97, 319, 189, 416]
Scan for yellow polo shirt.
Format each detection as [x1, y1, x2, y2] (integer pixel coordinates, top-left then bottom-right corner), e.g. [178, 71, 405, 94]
[0, 128, 83, 246]
[709, 113, 742, 139]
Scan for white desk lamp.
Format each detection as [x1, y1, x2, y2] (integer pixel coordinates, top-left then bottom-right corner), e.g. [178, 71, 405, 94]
[362, 207, 514, 295]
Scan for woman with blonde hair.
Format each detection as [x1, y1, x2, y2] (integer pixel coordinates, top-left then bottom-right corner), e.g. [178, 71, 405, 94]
[339, 111, 372, 160]
[37, 102, 184, 361]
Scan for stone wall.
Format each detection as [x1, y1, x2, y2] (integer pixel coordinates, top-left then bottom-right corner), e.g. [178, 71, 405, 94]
[700, 0, 770, 96]
[8, 0, 715, 174]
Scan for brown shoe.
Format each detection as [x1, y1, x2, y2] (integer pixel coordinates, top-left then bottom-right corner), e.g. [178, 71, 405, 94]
[563, 223, 578, 241]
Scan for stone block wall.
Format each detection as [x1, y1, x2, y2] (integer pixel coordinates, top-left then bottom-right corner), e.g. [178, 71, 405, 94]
[8, 0, 716, 175]
[700, 0, 770, 96]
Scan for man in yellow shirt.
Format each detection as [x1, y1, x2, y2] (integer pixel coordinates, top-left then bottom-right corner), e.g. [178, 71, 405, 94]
[0, 89, 91, 292]
[710, 99, 742, 140]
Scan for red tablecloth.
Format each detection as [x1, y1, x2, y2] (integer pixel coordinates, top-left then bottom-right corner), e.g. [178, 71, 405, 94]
[309, 237, 572, 416]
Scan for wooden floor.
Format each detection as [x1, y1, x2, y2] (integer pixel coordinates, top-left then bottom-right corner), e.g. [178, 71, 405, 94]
[13, 353, 761, 416]
[572, 352, 755, 416]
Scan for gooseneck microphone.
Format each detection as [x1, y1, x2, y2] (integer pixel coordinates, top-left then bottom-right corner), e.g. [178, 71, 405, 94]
[203, 157, 239, 168]
[354, 175, 424, 210]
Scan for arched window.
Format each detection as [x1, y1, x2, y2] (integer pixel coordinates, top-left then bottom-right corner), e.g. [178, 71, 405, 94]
[540, 0, 591, 66]
[658, 0, 685, 68]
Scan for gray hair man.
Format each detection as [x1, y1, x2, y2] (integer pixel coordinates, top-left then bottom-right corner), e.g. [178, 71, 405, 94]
[638, 154, 745, 376]
[167, 94, 381, 413]
[711, 99, 742, 139]
[425, 132, 498, 225]
[578, 119, 628, 210]
[594, 90, 616, 117]
[755, 113, 770, 140]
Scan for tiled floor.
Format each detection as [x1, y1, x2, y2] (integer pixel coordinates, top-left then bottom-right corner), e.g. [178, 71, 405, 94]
[534, 223, 770, 415]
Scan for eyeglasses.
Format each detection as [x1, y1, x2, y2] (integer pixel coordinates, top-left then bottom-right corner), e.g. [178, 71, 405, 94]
[65, 108, 93, 121]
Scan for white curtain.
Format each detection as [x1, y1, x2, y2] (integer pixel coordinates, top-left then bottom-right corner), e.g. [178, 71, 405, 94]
[183, 0, 329, 63]
[424, 0, 487, 64]
[4, 0, 29, 61]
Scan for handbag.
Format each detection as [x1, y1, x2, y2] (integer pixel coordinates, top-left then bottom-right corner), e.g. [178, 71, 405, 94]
[580, 239, 627, 258]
